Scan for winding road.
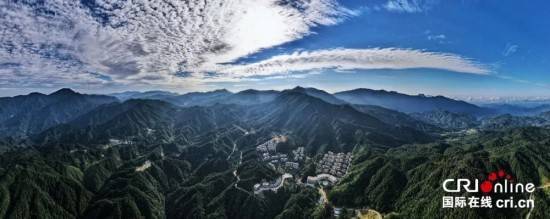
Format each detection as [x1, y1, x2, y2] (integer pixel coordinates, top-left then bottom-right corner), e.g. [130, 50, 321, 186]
[233, 151, 248, 193]
[227, 143, 237, 160]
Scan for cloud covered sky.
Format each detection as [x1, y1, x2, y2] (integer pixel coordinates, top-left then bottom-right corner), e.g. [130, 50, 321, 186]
[1, 0, 550, 98]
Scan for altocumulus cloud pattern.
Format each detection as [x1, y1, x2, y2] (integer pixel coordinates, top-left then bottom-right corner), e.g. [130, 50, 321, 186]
[0, 0, 487, 89]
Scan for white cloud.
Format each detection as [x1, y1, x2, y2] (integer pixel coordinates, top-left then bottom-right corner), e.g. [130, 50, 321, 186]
[426, 33, 448, 44]
[0, 0, 354, 88]
[502, 43, 519, 57]
[213, 48, 490, 80]
[427, 34, 446, 41]
[0, 0, 488, 90]
[384, 0, 437, 13]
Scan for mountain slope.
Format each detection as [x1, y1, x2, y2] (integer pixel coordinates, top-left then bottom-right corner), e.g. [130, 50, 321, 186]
[289, 86, 346, 105]
[164, 89, 232, 106]
[0, 89, 117, 138]
[0, 88, 548, 219]
[482, 103, 550, 116]
[335, 88, 489, 115]
[330, 127, 550, 218]
[122, 89, 279, 107]
[35, 99, 242, 146]
[411, 110, 479, 130]
[109, 91, 178, 102]
[352, 105, 442, 133]
[249, 90, 434, 153]
[480, 114, 550, 130]
[223, 89, 280, 105]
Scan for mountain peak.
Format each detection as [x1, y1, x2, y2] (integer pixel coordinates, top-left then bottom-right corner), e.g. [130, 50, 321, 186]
[50, 88, 78, 96]
[236, 89, 278, 95]
[28, 92, 46, 96]
[290, 86, 306, 92]
[212, 89, 231, 94]
[283, 86, 345, 105]
[237, 89, 260, 94]
[276, 88, 319, 103]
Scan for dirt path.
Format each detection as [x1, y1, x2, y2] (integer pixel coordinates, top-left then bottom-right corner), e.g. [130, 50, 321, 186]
[318, 188, 328, 204]
[317, 188, 383, 219]
[356, 209, 382, 219]
[525, 183, 550, 219]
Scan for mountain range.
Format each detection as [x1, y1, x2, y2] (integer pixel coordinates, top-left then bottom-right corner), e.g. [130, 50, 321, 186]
[2, 87, 549, 144]
[0, 89, 117, 138]
[29, 87, 434, 152]
[108, 87, 488, 114]
[334, 88, 491, 115]
[0, 87, 548, 219]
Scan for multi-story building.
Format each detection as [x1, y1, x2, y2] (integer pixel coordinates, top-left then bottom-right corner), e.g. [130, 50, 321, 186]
[315, 151, 352, 178]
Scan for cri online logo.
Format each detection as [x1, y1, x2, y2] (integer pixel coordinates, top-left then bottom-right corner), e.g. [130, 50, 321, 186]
[443, 169, 536, 193]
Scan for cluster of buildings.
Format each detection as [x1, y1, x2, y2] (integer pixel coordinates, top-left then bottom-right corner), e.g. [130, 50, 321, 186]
[253, 173, 293, 194]
[315, 151, 352, 178]
[256, 138, 302, 171]
[257, 140, 288, 164]
[292, 147, 305, 161]
[304, 151, 352, 187]
[256, 138, 278, 154]
[306, 173, 339, 187]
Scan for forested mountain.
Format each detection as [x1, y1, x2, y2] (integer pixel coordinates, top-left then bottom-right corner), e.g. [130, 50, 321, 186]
[110, 91, 179, 102]
[334, 88, 490, 115]
[34, 89, 433, 153]
[0, 89, 117, 138]
[247, 89, 434, 153]
[35, 99, 243, 146]
[482, 103, 550, 116]
[164, 89, 233, 106]
[480, 114, 550, 130]
[410, 110, 479, 130]
[352, 104, 441, 133]
[291, 86, 347, 105]
[329, 127, 550, 219]
[113, 89, 281, 107]
[0, 88, 548, 219]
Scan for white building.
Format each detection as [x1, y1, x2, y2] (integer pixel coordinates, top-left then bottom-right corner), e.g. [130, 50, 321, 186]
[306, 173, 338, 186]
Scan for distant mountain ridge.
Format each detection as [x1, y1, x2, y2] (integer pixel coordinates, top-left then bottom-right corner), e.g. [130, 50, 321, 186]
[248, 89, 434, 152]
[1, 88, 549, 219]
[110, 89, 280, 107]
[410, 110, 479, 130]
[111, 86, 486, 113]
[0, 88, 117, 137]
[480, 113, 550, 130]
[288, 86, 346, 105]
[34, 89, 434, 152]
[5, 86, 537, 140]
[482, 103, 550, 116]
[35, 99, 242, 146]
[334, 88, 490, 115]
[109, 90, 179, 101]
[164, 89, 233, 106]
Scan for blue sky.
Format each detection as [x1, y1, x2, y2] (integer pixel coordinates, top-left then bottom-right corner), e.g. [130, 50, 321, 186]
[1, 0, 549, 100]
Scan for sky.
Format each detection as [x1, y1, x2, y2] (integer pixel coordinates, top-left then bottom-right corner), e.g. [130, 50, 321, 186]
[1, 0, 549, 100]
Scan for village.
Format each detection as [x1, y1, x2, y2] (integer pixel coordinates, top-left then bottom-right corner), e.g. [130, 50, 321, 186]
[250, 136, 367, 218]
[255, 135, 303, 172]
[253, 136, 353, 193]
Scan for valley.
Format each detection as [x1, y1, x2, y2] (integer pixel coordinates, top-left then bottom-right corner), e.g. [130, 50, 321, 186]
[3, 1, 549, 218]
[0, 87, 548, 219]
